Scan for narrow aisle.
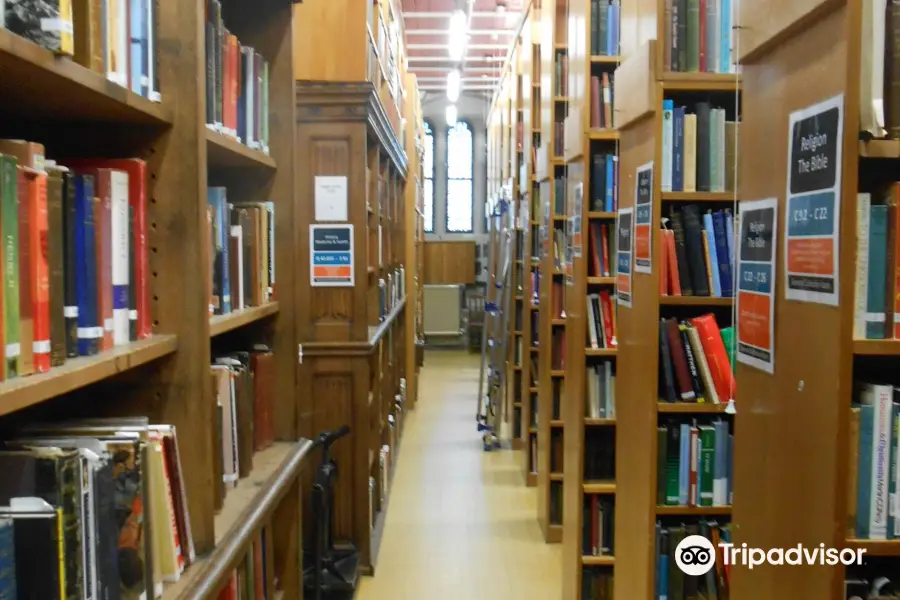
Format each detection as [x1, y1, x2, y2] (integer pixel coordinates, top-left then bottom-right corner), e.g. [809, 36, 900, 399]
[356, 351, 562, 600]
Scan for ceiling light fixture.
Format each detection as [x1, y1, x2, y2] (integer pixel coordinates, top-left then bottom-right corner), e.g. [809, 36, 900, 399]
[446, 104, 458, 126]
[446, 69, 461, 102]
[448, 9, 467, 60]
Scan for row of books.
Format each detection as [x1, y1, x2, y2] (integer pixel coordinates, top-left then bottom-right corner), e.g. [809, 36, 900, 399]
[205, 0, 271, 153]
[590, 153, 618, 213]
[0, 140, 153, 381]
[656, 521, 731, 600]
[2, 0, 161, 101]
[216, 530, 273, 600]
[377, 267, 406, 321]
[657, 420, 733, 507]
[661, 205, 735, 298]
[589, 74, 614, 130]
[206, 187, 275, 315]
[553, 121, 566, 158]
[584, 430, 615, 481]
[551, 329, 566, 370]
[587, 292, 617, 350]
[586, 361, 616, 419]
[658, 315, 736, 405]
[589, 0, 620, 57]
[588, 221, 616, 277]
[661, 101, 737, 194]
[663, 0, 735, 74]
[854, 191, 900, 340]
[581, 569, 613, 600]
[211, 347, 276, 509]
[581, 495, 615, 556]
[555, 52, 569, 97]
[0, 418, 194, 599]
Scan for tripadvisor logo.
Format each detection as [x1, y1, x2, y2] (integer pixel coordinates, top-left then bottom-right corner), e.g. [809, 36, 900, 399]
[674, 535, 867, 575]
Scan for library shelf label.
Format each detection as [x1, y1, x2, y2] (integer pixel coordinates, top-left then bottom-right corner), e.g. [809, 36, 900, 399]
[737, 197, 778, 374]
[314, 175, 349, 221]
[310, 224, 355, 287]
[634, 160, 654, 274]
[616, 206, 634, 308]
[784, 93, 844, 306]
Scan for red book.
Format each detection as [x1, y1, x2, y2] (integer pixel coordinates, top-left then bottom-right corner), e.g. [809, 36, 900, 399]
[691, 313, 736, 401]
[665, 229, 682, 295]
[601, 73, 612, 128]
[63, 159, 150, 339]
[28, 171, 50, 373]
[600, 224, 610, 275]
[689, 426, 699, 505]
[660, 229, 669, 296]
[589, 222, 602, 276]
[217, 571, 237, 600]
[665, 318, 695, 401]
[590, 76, 601, 128]
[599, 291, 616, 348]
[698, 0, 707, 71]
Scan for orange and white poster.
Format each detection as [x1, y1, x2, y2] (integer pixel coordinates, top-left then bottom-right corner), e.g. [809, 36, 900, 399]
[310, 224, 354, 287]
[616, 207, 633, 308]
[784, 94, 843, 305]
[634, 161, 653, 274]
[737, 197, 777, 374]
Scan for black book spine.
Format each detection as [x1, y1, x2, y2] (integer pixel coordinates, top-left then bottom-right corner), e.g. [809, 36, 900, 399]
[658, 319, 678, 403]
[62, 173, 79, 357]
[206, 21, 215, 125]
[668, 209, 694, 295]
[681, 204, 711, 295]
[695, 101, 711, 191]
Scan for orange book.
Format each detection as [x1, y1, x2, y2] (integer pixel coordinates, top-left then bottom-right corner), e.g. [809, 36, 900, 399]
[691, 314, 736, 402]
[28, 171, 50, 373]
[665, 229, 682, 295]
[599, 224, 610, 275]
[660, 228, 668, 296]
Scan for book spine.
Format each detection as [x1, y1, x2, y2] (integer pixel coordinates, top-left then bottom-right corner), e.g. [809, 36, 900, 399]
[856, 194, 872, 339]
[867, 204, 889, 339]
[31, 173, 51, 373]
[870, 386, 893, 539]
[699, 427, 715, 506]
[17, 168, 34, 376]
[673, 107, 684, 192]
[110, 171, 130, 345]
[75, 175, 100, 356]
[0, 157, 19, 379]
[47, 171, 67, 367]
[96, 177, 113, 351]
[662, 100, 674, 192]
[686, 0, 699, 71]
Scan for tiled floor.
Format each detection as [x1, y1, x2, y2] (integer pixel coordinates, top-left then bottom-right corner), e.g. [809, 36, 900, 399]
[356, 350, 561, 600]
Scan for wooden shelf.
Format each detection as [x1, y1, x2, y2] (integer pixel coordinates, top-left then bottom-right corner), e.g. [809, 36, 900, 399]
[859, 139, 900, 159]
[550, 370, 565, 377]
[206, 128, 277, 169]
[587, 276, 615, 285]
[551, 419, 564, 427]
[656, 505, 732, 516]
[852, 339, 900, 356]
[0, 334, 177, 418]
[551, 318, 566, 325]
[583, 481, 616, 494]
[845, 539, 900, 556]
[0, 28, 171, 125]
[660, 71, 741, 92]
[209, 303, 280, 337]
[659, 296, 734, 307]
[657, 402, 730, 414]
[590, 55, 621, 64]
[660, 191, 735, 202]
[589, 129, 619, 141]
[585, 418, 616, 426]
[587, 211, 616, 219]
[550, 472, 564, 481]
[585, 348, 617, 357]
[582, 555, 615, 566]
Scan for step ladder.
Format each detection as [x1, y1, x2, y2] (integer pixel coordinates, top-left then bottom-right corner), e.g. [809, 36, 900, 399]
[476, 188, 515, 451]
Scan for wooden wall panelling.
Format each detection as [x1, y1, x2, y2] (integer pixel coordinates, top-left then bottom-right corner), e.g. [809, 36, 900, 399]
[423, 241, 476, 284]
[732, 4, 859, 599]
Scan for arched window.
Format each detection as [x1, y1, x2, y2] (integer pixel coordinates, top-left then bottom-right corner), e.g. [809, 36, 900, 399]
[423, 120, 435, 233]
[446, 120, 474, 233]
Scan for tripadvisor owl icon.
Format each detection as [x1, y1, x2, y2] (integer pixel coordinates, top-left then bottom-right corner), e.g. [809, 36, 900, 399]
[675, 535, 716, 576]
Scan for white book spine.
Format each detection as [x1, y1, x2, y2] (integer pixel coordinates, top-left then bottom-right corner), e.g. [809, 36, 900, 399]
[855, 194, 871, 339]
[662, 106, 673, 192]
[683, 114, 697, 193]
[870, 384, 893, 539]
[111, 171, 130, 345]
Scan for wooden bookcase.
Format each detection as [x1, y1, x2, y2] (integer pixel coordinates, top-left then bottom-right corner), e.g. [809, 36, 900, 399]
[732, 2, 900, 598]
[0, 0, 309, 596]
[535, 0, 569, 544]
[292, 0, 422, 577]
[610, 1, 741, 594]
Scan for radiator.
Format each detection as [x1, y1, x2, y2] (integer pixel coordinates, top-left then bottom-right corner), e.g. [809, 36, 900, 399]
[423, 285, 463, 336]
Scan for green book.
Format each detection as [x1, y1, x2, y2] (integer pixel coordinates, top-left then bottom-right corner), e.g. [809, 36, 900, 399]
[657, 427, 667, 505]
[720, 326, 735, 372]
[665, 425, 681, 505]
[699, 426, 715, 507]
[686, 0, 700, 72]
[0, 155, 19, 380]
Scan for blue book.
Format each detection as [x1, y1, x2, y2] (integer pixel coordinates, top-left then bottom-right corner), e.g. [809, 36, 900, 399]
[703, 212, 722, 296]
[75, 175, 100, 356]
[720, 0, 732, 73]
[725, 208, 735, 267]
[867, 204, 889, 338]
[141, 0, 150, 97]
[207, 187, 232, 314]
[679, 423, 690, 505]
[129, 0, 144, 94]
[858, 404, 874, 538]
[712, 210, 733, 297]
[673, 106, 685, 192]
[605, 155, 615, 211]
[607, 1, 620, 56]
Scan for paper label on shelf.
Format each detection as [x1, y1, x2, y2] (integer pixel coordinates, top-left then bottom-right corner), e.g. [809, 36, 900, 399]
[784, 93, 844, 306]
[40, 17, 74, 34]
[104, 318, 113, 332]
[634, 161, 654, 274]
[63, 305, 78, 318]
[737, 197, 778, 374]
[129, 310, 138, 320]
[310, 224, 354, 287]
[33, 340, 51, 354]
[77, 327, 104, 339]
[4, 343, 19, 358]
[616, 207, 634, 308]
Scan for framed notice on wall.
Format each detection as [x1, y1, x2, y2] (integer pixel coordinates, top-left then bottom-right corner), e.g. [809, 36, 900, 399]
[634, 161, 654, 274]
[310, 224, 354, 287]
[737, 197, 778, 374]
[616, 207, 634, 308]
[784, 94, 844, 306]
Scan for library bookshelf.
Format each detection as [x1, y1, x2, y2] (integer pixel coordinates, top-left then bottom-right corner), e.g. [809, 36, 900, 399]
[0, 0, 310, 596]
[732, 1, 900, 598]
[292, 0, 423, 577]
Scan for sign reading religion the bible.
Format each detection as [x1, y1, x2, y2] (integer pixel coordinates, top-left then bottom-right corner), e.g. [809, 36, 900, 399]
[616, 206, 634, 308]
[634, 161, 654, 274]
[784, 94, 844, 306]
[737, 197, 778, 374]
